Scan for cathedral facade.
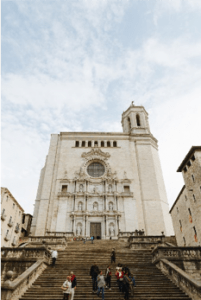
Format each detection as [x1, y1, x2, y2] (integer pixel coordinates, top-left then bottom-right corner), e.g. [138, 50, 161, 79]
[31, 103, 174, 239]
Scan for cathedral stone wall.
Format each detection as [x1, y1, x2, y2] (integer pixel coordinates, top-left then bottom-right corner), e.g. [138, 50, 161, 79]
[31, 104, 174, 238]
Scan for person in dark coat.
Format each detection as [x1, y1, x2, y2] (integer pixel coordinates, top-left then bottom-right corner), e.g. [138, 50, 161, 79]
[111, 248, 115, 264]
[123, 270, 130, 300]
[90, 262, 100, 292]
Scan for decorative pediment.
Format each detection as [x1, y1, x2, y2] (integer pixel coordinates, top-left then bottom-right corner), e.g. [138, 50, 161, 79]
[81, 148, 110, 160]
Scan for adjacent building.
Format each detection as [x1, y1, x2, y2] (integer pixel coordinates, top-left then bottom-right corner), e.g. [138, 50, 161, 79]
[170, 146, 201, 246]
[1, 187, 24, 247]
[31, 103, 174, 238]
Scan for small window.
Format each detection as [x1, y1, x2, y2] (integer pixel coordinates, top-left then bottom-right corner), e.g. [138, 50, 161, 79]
[128, 117, 131, 130]
[6, 195, 9, 201]
[179, 220, 182, 232]
[193, 194, 196, 202]
[187, 161, 191, 167]
[124, 186, 130, 193]
[81, 141, 85, 147]
[13, 203, 15, 209]
[75, 141, 79, 147]
[183, 167, 187, 173]
[22, 214, 25, 224]
[113, 141, 117, 147]
[94, 141, 98, 146]
[88, 141, 92, 147]
[136, 114, 141, 126]
[191, 155, 195, 161]
[177, 207, 179, 213]
[192, 174, 195, 182]
[185, 195, 187, 201]
[188, 208, 192, 216]
[183, 237, 186, 246]
[107, 141, 111, 147]
[101, 141, 104, 147]
[62, 185, 68, 192]
[193, 226, 198, 242]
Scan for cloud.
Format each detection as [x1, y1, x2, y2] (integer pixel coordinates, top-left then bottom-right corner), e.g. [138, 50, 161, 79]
[1, 0, 201, 214]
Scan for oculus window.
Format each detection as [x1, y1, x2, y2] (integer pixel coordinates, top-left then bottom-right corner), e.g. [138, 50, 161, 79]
[87, 162, 105, 177]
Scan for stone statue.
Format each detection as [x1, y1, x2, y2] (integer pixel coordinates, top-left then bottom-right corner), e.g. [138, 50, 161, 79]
[108, 185, 112, 193]
[93, 202, 98, 211]
[109, 224, 115, 236]
[78, 202, 82, 211]
[109, 202, 113, 211]
[79, 184, 84, 192]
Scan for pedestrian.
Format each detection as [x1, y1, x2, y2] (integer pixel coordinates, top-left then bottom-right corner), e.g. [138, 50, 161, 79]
[118, 267, 124, 293]
[61, 276, 72, 300]
[97, 271, 105, 300]
[50, 248, 58, 267]
[91, 236, 94, 244]
[115, 267, 120, 288]
[70, 271, 77, 300]
[123, 270, 130, 300]
[105, 265, 112, 290]
[129, 272, 136, 297]
[111, 248, 115, 264]
[90, 262, 100, 293]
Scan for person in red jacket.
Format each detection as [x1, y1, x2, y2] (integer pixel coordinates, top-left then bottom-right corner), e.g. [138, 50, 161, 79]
[70, 271, 77, 300]
[118, 267, 124, 293]
[115, 267, 120, 288]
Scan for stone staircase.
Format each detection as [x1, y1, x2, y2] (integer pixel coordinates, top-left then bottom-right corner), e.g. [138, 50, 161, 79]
[20, 240, 191, 300]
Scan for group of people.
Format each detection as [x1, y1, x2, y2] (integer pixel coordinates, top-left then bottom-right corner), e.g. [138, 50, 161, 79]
[61, 272, 77, 300]
[50, 246, 135, 300]
[89, 248, 136, 300]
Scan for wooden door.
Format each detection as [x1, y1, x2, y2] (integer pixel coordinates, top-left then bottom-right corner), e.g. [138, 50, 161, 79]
[90, 223, 101, 239]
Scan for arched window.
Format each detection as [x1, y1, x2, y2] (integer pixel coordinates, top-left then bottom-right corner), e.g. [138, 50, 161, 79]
[93, 202, 98, 211]
[113, 141, 117, 147]
[81, 141, 85, 147]
[88, 141, 92, 147]
[107, 141, 111, 147]
[94, 141, 98, 146]
[136, 114, 141, 126]
[101, 141, 104, 147]
[75, 141, 79, 147]
[128, 117, 131, 130]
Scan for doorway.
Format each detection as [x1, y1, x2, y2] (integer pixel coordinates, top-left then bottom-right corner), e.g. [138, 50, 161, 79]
[90, 222, 101, 239]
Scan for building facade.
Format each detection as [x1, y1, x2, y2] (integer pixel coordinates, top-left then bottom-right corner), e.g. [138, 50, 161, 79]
[1, 187, 24, 247]
[31, 103, 174, 238]
[170, 146, 201, 246]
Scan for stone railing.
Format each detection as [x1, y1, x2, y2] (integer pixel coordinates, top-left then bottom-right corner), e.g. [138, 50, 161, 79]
[19, 235, 68, 249]
[152, 246, 201, 264]
[46, 231, 74, 238]
[156, 259, 201, 300]
[1, 246, 51, 262]
[1, 259, 47, 300]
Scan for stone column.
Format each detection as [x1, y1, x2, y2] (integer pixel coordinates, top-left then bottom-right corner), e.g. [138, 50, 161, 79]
[115, 215, 118, 237]
[73, 216, 76, 234]
[83, 215, 85, 237]
[116, 196, 118, 211]
[71, 216, 74, 232]
[105, 215, 108, 237]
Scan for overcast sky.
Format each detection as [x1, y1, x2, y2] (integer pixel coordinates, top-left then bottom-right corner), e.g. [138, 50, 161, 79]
[2, 0, 201, 214]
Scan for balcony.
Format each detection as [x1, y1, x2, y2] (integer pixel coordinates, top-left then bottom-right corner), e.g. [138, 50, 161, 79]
[15, 225, 20, 233]
[1, 214, 7, 221]
[4, 234, 11, 242]
[7, 220, 13, 227]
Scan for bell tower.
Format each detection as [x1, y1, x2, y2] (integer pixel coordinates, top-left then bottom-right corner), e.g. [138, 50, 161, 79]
[121, 102, 151, 134]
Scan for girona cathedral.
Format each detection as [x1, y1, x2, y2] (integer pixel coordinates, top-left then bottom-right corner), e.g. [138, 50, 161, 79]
[31, 103, 174, 239]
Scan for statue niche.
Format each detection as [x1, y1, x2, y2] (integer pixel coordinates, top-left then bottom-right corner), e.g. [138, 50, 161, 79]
[79, 184, 84, 193]
[109, 222, 115, 236]
[108, 184, 112, 193]
[78, 201, 83, 211]
[108, 202, 113, 211]
[93, 202, 98, 211]
[76, 222, 82, 236]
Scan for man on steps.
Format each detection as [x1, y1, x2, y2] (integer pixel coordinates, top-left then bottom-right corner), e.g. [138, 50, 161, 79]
[97, 270, 105, 300]
[61, 276, 72, 300]
[49, 248, 58, 267]
[90, 262, 100, 293]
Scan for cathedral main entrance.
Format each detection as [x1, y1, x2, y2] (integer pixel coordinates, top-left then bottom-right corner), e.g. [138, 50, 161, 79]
[90, 222, 101, 239]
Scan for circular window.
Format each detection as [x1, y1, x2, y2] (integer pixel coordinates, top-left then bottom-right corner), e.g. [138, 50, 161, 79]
[87, 162, 105, 177]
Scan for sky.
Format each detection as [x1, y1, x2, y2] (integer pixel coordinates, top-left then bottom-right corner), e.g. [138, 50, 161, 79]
[1, 0, 201, 214]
